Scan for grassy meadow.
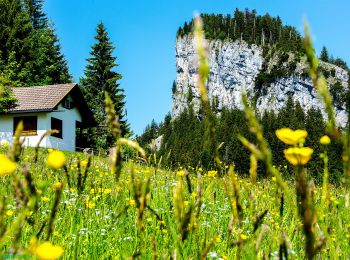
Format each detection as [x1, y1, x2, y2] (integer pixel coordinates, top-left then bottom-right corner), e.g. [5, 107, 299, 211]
[0, 145, 349, 259]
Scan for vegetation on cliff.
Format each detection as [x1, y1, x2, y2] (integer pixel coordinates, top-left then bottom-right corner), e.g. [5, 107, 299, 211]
[177, 9, 349, 101]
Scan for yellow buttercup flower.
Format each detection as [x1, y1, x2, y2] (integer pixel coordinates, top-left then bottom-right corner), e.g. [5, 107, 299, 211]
[103, 188, 112, 195]
[34, 241, 64, 260]
[284, 147, 314, 165]
[42, 196, 49, 202]
[0, 154, 17, 176]
[320, 135, 331, 145]
[6, 210, 14, 216]
[80, 160, 88, 168]
[240, 234, 248, 240]
[128, 199, 136, 207]
[176, 170, 185, 177]
[276, 128, 308, 145]
[207, 170, 217, 177]
[87, 201, 95, 209]
[54, 182, 63, 189]
[46, 151, 66, 170]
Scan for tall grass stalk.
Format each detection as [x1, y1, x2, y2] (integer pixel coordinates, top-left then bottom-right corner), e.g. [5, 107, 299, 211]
[194, 15, 222, 168]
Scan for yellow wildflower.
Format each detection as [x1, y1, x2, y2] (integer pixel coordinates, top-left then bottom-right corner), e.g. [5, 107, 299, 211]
[320, 135, 331, 145]
[284, 147, 314, 165]
[240, 234, 248, 240]
[80, 160, 88, 168]
[217, 234, 222, 243]
[6, 210, 14, 217]
[191, 192, 197, 199]
[128, 199, 136, 207]
[207, 170, 217, 177]
[176, 170, 185, 177]
[92, 195, 100, 201]
[54, 182, 62, 189]
[103, 188, 112, 195]
[0, 154, 16, 176]
[34, 241, 64, 260]
[87, 201, 95, 209]
[276, 128, 307, 145]
[42, 197, 49, 202]
[46, 151, 66, 170]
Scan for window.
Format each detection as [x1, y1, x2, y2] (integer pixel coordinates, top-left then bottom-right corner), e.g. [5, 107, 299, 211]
[62, 99, 73, 109]
[51, 117, 63, 139]
[13, 116, 37, 136]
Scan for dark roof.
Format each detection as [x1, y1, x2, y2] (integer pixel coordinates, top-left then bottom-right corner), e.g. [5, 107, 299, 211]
[7, 84, 96, 127]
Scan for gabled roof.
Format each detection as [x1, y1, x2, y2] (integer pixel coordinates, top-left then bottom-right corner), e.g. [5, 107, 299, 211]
[7, 83, 96, 127]
[10, 83, 75, 113]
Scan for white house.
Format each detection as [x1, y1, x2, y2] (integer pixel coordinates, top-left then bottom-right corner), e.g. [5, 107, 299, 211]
[0, 83, 95, 151]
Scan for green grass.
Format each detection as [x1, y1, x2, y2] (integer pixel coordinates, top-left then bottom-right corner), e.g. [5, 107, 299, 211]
[0, 146, 349, 259]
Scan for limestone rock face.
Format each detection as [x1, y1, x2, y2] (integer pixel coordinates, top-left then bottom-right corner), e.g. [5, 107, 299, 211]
[173, 36, 349, 127]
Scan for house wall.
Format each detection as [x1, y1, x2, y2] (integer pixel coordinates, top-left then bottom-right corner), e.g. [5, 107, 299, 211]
[0, 94, 83, 152]
[47, 96, 82, 151]
[0, 113, 48, 147]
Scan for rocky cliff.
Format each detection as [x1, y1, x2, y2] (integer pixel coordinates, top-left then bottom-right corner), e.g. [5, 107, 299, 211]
[172, 36, 349, 127]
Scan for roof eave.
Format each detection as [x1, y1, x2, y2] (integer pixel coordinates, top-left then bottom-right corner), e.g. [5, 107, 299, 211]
[3, 109, 52, 114]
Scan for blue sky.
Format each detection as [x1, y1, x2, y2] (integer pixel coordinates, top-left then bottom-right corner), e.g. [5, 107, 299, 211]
[44, 0, 350, 135]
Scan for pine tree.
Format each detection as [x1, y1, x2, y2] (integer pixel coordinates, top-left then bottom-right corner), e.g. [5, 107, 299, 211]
[320, 46, 329, 62]
[0, 0, 33, 83]
[80, 22, 129, 150]
[0, 0, 71, 85]
[29, 27, 71, 85]
[25, 0, 71, 85]
[24, 0, 47, 30]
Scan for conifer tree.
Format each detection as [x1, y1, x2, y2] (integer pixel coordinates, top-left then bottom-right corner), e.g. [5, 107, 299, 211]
[25, 0, 71, 85]
[320, 46, 329, 62]
[80, 22, 130, 150]
[24, 0, 47, 30]
[0, 0, 71, 85]
[29, 27, 71, 85]
[0, 0, 33, 82]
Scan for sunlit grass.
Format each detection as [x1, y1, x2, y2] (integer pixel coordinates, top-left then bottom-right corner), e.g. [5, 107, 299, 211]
[0, 146, 349, 258]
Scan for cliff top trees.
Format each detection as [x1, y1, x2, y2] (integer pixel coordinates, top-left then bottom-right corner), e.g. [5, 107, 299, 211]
[80, 22, 130, 150]
[320, 46, 329, 62]
[177, 9, 303, 54]
[177, 9, 347, 70]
